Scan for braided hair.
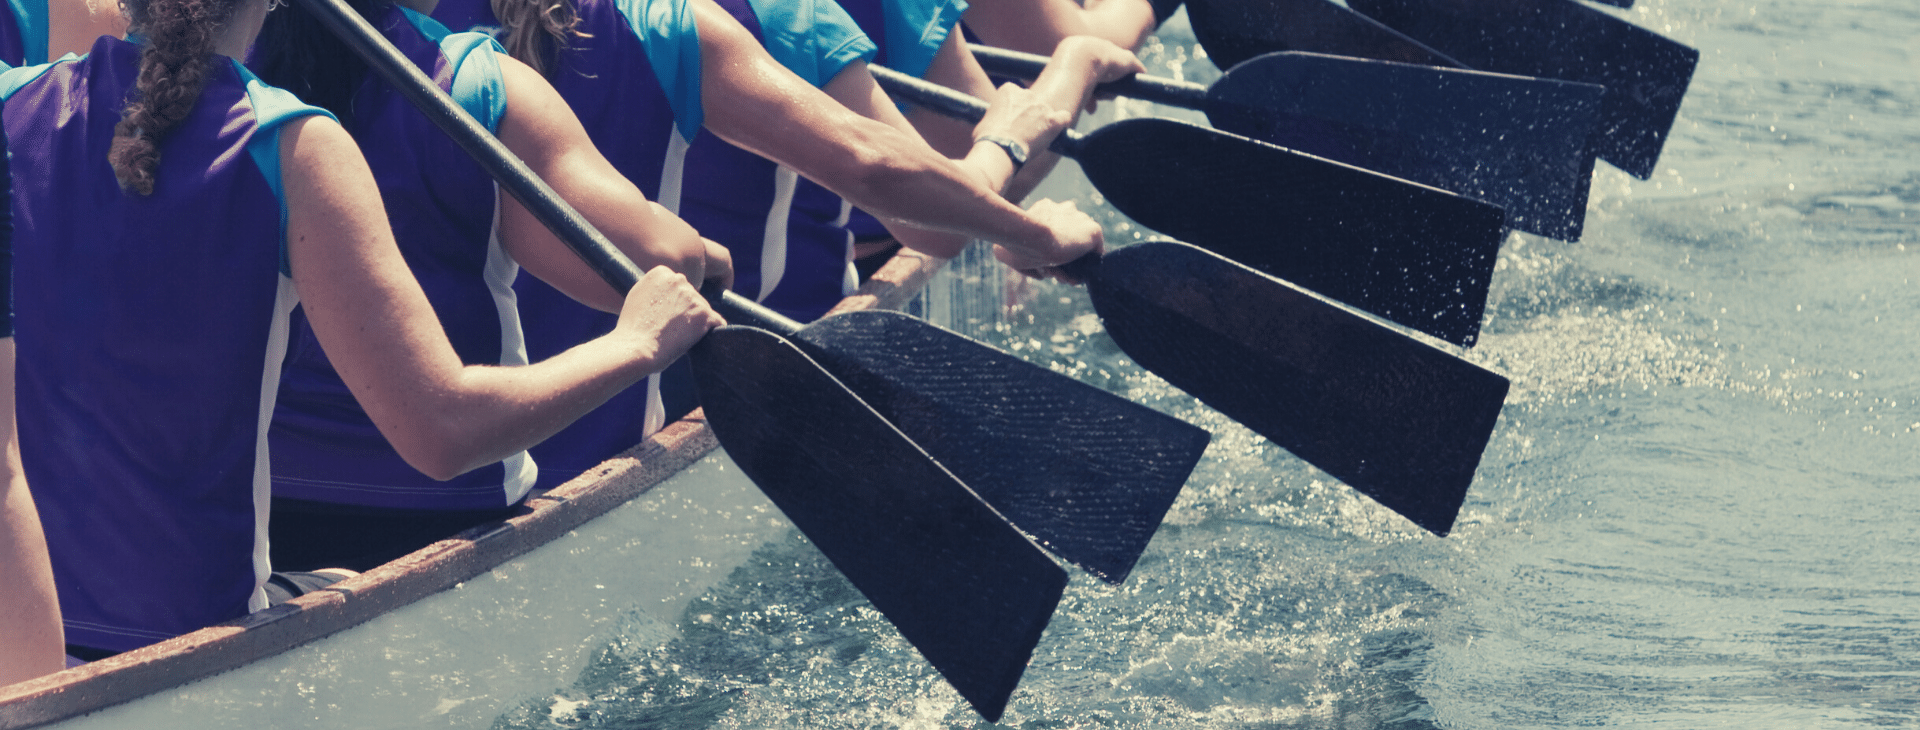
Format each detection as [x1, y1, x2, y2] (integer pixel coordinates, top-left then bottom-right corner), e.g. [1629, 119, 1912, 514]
[109, 0, 252, 195]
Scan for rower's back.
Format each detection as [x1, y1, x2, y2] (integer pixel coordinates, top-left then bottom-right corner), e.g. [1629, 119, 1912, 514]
[1, 34, 328, 656]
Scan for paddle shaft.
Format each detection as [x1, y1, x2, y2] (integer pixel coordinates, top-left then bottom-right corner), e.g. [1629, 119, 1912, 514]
[975, 46, 1198, 109]
[971, 46, 1210, 109]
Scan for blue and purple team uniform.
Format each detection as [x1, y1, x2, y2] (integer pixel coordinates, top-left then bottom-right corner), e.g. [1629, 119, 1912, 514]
[1, 38, 329, 654]
[434, 0, 697, 490]
[265, 7, 533, 516]
[430, 0, 877, 489]
[810, 0, 969, 247]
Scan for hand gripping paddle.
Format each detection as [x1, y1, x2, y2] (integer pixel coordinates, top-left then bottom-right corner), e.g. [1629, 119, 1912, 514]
[297, 0, 1210, 717]
[871, 63, 1506, 348]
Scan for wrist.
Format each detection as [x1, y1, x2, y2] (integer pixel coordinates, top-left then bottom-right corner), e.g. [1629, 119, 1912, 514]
[972, 134, 1029, 173]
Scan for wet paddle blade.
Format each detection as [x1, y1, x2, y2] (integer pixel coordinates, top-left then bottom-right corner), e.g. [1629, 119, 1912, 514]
[1086, 241, 1510, 535]
[692, 326, 1066, 721]
[1349, 0, 1698, 178]
[794, 310, 1212, 584]
[1186, 0, 1462, 71]
[1208, 52, 1605, 240]
[1074, 117, 1505, 347]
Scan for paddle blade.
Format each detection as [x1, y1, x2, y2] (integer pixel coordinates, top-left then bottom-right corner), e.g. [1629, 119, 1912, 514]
[1074, 117, 1504, 347]
[1349, 0, 1698, 178]
[691, 326, 1066, 721]
[794, 310, 1212, 584]
[1086, 242, 1509, 535]
[1186, 0, 1462, 71]
[1208, 52, 1605, 240]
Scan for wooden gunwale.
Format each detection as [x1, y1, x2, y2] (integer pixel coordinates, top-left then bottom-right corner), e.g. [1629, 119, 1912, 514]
[0, 248, 951, 730]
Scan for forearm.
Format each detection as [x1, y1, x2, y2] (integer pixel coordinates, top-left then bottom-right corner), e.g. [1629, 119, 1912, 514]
[700, 63, 1056, 254]
[397, 332, 666, 479]
[1, 469, 66, 684]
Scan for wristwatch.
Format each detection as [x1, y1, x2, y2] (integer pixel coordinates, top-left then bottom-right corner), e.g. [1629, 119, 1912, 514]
[973, 134, 1029, 173]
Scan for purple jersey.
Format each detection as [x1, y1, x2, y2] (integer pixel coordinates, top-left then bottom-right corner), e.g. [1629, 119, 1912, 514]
[431, 0, 875, 488]
[435, 0, 694, 489]
[1, 37, 328, 652]
[265, 7, 533, 512]
[684, 0, 875, 324]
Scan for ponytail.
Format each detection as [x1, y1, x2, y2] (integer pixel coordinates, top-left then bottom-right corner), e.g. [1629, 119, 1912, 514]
[491, 0, 584, 77]
[252, 0, 387, 125]
[110, 0, 248, 195]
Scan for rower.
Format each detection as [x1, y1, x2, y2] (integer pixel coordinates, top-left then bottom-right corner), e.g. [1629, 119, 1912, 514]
[249, 0, 732, 572]
[0, 0, 722, 659]
[430, 0, 1134, 489]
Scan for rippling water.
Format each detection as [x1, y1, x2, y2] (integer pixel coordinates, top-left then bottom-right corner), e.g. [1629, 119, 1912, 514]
[485, 1, 1919, 727]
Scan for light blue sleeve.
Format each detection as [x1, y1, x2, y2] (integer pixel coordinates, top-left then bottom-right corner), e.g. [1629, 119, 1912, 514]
[393, 8, 507, 132]
[5, 0, 47, 66]
[235, 61, 340, 276]
[439, 32, 510, 133]
[882, 0, 967, 80]
[745, 0, 878, 88]
[615, 0, 704, 141]
[0, 55, 57, 99]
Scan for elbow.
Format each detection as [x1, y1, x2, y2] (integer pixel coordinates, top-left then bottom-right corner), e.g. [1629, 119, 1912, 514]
[395, 439, 479, 483]
[384, 413, 496, 482]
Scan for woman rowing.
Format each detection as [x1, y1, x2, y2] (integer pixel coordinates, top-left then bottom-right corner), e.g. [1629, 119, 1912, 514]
[430, 0, 1138, 488]
[249, 0, 731, 571]
[0, 0, 722, 658]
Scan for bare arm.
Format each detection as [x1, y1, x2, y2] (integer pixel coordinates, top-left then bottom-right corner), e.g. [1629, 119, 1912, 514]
[692, 0, 1091, 264]
[491, 55, 719, 313]
[917, 33, 1144, 204]
[282, 116, 723, 481]
[0, 339, 64, 684]
[963, 0, 1159, 54]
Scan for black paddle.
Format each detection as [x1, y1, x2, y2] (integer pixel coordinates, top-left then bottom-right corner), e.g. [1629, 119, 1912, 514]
[1345, 0, 1696, 178]
[1061, 241, 1510, 536]
[1186, 0, 1463, 73]
[870, 64, 1506, 348]
[295, 0, 1212, 718]
[971, 44, 1605, 240]
[1187, 0, 1695, 179]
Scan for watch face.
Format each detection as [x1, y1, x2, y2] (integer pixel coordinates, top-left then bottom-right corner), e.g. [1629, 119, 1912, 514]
[977, 135, 1028, 168]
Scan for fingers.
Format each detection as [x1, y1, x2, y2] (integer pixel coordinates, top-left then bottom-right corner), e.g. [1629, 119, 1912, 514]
[701, 237, 735, 290]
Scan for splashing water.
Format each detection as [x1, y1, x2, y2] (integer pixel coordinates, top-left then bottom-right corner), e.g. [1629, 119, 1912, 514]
[481, 1, 1919, 727]
[45, 0, 1916, 727]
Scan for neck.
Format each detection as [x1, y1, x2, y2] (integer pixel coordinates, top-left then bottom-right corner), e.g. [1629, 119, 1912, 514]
[212, 0, 268, 58]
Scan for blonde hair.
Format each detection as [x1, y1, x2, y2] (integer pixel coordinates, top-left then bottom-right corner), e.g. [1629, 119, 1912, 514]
[490, 0, 585, 77]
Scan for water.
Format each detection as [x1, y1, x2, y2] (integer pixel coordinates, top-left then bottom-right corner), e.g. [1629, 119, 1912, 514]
[480, 0, 1917, 726]
[48, 0, 1917, 726]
